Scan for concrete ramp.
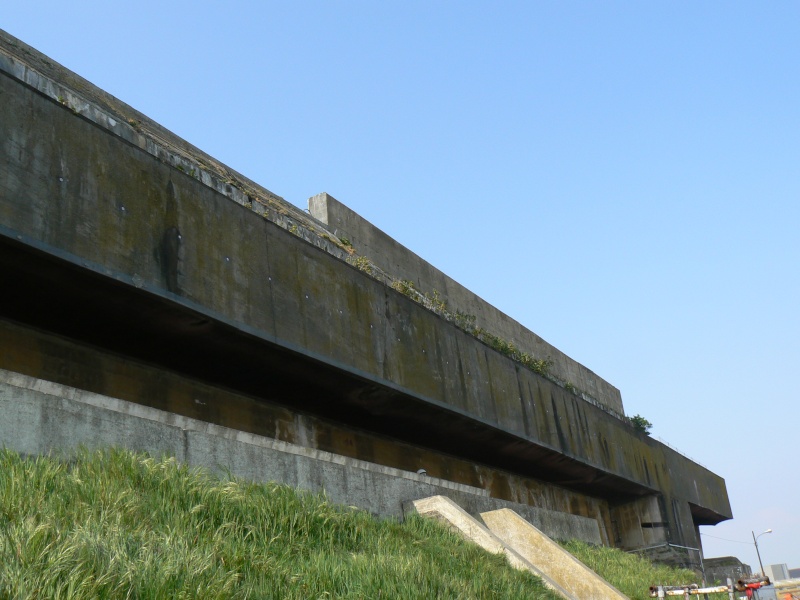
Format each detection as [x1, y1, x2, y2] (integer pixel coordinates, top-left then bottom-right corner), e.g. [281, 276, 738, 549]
[405, 496, 575, 599]
[481, 508, 627, 600]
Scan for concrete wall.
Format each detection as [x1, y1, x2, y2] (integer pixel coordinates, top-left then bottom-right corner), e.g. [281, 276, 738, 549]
[309, 193, 624, 416]
[704, 557, 752, 586]
[610, 496, 668, 549]
[0, 28, 725, 508]
[0, 28, 731, 563]
[0, 367, 603, 544]
[0, 316, 615, 543]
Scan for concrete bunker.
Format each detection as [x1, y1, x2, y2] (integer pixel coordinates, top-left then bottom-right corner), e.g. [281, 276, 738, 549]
[0, 28, 731, 570]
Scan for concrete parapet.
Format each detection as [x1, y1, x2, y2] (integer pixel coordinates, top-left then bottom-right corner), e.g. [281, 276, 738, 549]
[482, 508, 627, 600]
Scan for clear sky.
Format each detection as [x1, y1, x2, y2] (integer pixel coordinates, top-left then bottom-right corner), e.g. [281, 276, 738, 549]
[5, 1, 799, 572]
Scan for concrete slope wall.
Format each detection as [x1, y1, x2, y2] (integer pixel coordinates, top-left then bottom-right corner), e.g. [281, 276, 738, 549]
[0, 28, 731, 557]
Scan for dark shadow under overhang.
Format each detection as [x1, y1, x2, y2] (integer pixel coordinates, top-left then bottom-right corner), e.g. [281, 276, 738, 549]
[690, 502, 729, 527]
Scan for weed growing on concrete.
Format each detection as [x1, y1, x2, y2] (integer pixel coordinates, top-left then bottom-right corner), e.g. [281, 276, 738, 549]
[347, 255, 374, 275]
[428, 289, 447, 313]
[321, 233, 356, 255]
[454, 310, 478, 333]
[392, 281, 446, 315]
[520, 354, 554, 377]
[476, 329, 518, 358]
[391, 279, 418, 297]
[471, 328, 553, 377]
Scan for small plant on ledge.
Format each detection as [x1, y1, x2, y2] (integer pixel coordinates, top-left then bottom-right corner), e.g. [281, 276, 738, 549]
[629, 414, 653, 435]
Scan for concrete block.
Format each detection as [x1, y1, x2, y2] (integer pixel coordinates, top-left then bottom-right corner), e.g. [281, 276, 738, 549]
[406, 495, 575, 599]
[481, 508, 627, 600]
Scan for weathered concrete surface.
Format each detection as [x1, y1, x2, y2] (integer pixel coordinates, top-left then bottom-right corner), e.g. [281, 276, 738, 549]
[0, 366, 605, 541]
[405, 496, 575, 599]
[0, 367, 486, 515]
[0, 317, 607, 544]
[482, 508, 627, 600]
[309, 192, 623, 416]
[0, 27, 731, 563]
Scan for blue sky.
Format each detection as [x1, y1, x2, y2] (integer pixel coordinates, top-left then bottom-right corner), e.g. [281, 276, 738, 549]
[5, 1, 799, 572]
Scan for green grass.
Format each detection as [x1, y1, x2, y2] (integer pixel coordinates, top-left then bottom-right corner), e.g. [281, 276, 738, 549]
[0, 448, 561, 599]
[561, 539, 702, 600]
[0, 447, 710, 599]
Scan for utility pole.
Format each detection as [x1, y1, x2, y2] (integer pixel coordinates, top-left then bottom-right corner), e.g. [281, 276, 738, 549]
[752, 529, 772, 577]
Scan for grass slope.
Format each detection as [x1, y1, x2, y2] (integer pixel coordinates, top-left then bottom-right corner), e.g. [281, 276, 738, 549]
[0, 448, 560, 599]
[562, 540, 700, 600]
